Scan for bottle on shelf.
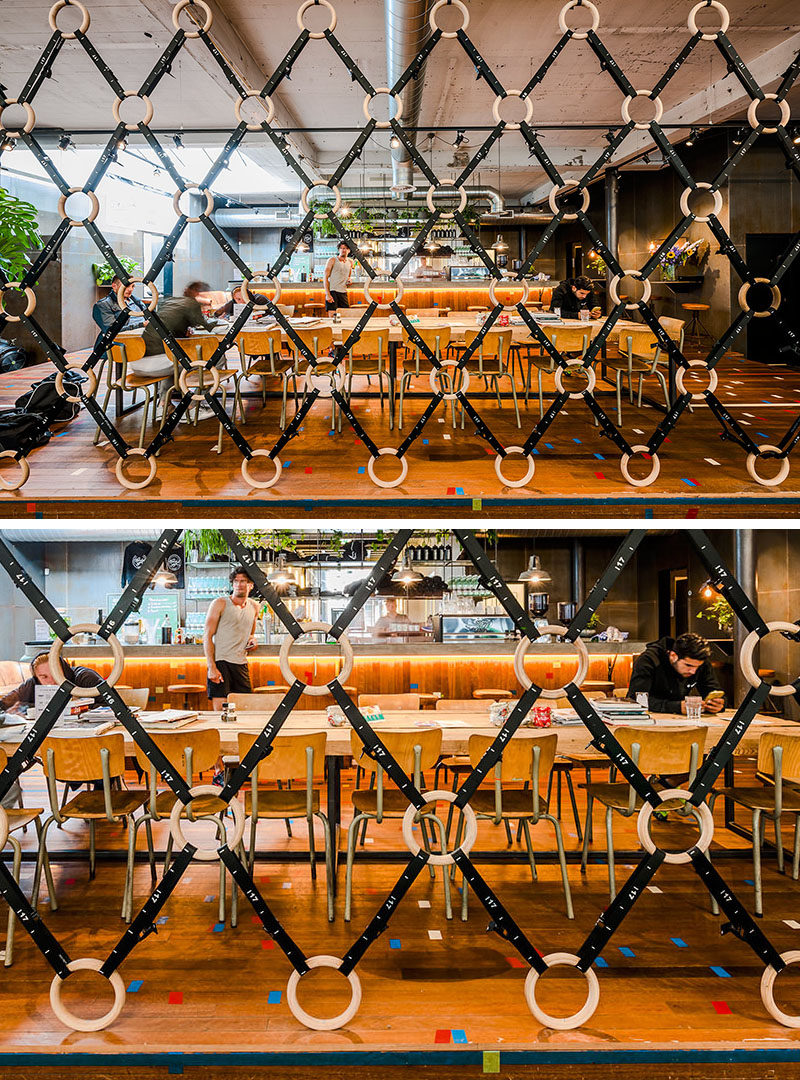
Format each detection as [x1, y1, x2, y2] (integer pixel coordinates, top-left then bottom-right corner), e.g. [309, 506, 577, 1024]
[161, 614, 172, 645]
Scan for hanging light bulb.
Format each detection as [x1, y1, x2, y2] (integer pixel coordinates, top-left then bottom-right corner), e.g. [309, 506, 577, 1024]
[268, 553, 297, 586]
[152, 567, 178, 588]
[518, 554, 551, 585]
[700, 579, 718, 600]
[391, 551, 423, 585]
[493, 233, 508, 252]
[426, 235, 441, 253]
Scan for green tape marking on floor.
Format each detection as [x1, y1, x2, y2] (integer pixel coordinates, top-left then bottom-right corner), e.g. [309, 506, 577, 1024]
[483, 1050, 500, 1073]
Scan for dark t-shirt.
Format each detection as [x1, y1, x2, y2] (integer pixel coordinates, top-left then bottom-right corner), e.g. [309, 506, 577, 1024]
[627, 637, 721, 713]
[15, 663, 104, 706]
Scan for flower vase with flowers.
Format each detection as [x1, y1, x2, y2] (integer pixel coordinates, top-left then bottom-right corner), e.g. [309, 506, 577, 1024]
[649, 237, 710, 282]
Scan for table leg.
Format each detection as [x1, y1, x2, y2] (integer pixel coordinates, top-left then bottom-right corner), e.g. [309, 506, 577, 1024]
[327, 755, 342, 892]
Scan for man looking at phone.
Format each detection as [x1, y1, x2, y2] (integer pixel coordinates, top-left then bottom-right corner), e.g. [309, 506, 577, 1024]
[628, 632, 724, 714]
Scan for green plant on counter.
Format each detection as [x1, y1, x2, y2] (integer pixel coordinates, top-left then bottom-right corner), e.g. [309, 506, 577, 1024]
[586, 612, 602, 631]
[0, 187, 43, 281]
[92, 257, 142, 285]
[697, 597, 734, 634]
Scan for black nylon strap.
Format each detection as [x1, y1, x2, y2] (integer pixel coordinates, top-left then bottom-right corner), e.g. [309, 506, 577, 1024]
[689, 683, 770, 804]
[577, 852, 665, 971]
[0, 683, 72, 802]
[0, 862, 71, 977]
[329, 531, 411, 637]
[453, 685, 540, 808]
[688, 529, 769, 635]
[454, 532, 536, 637]
[221, 531, 304, 636]
[0, 538, 71, 638]
[571, 531, 646, 636]
[218, 679, 306, 801]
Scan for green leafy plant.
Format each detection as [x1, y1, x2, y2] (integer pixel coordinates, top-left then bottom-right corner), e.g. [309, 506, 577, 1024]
[697, 597, 734, 634]
[586, 612, 602, 631]
[92, 257, 142, 285]
[0, 187, 43, 281]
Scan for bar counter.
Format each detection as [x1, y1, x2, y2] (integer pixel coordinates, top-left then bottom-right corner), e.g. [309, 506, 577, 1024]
[56, 641, 646, 710]
[259, 280, 554, 313]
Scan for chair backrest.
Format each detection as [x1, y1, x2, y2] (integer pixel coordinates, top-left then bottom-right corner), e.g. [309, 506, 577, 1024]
[238, 730, 327, 781]
[133, 727, 221, 780]
[620, 327, 659, 361]
[109, 337, 147, 368]
[349, 726, 442, 777]
[118, 687, 149, 709]
[468, 732, 558, 788]
[290, 325, 333, 356]
[237, 329, 282, 358]
[658, 316, 685, 347]
[358, 693, 421, 711]
[42, 733, 127, 782]
[401, 325, 452, 356]
[168, 335, 221, 366]
[228, 693, 286, 712]
[349, 330, 388, 359]
[547, 326, 590, 354]
[435, 698, 487, 711]
[613, 725, 707, 775]
[0, 659, 25, 690]
[463, 327, 512, 361]
[275, 304, 295, 316]
[757, 731, 800, 784]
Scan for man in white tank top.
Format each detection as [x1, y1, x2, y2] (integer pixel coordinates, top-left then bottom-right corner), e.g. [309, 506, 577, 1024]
[204, 566, 260, 710]
[323, 240, 353, 311]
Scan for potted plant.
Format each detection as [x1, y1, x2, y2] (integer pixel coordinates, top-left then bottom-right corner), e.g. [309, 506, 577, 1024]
[91, 257, 142, 299]
[0, 186, 43, 282]
[696, 597, 734, 635]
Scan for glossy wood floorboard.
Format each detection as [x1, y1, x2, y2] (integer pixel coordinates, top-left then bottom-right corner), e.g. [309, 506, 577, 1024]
[2, 761, 800, 1072]
[0, 352, 798, 517]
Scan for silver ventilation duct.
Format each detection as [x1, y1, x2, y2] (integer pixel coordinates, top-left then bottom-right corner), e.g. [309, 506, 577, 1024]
[385, 0, 434, 196]
[214, 208, 305, 229]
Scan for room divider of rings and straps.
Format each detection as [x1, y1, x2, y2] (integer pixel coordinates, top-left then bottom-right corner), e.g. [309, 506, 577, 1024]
[0, 526, 799, 1033]
[0, 0, 799, 494]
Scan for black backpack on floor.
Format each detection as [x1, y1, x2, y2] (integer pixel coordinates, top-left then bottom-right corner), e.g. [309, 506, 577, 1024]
[15, 370, 87, 424]
[0, 409, 52, 453]
[0, 339, 29, 373]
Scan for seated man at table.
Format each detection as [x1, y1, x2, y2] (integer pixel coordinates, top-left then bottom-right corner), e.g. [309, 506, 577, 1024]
[92, 276, 144, 349]
[142, 280, 219, 356]
[627, 632, 725, 715]
[0, 652, 104, 714]
[213, 284, 270, 322]
[549, 275, 602, 319]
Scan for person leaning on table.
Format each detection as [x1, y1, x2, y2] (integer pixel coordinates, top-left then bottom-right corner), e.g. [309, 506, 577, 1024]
[549, 275, 602, 319]
[0, 651, 103, 714]
[142, 280, 219, 356]
[204, 565, 260, 711]
[627, 632, 725, 715]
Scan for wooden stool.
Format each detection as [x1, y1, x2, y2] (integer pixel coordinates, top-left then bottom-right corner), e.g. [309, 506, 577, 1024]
[254, 684, 291, 694]
[420, 692, 442, 709]
[304, 302, 326, 317]
[579, 680, 614, 696]
[166, 683, 206, 710]
[472, 689, 513, 700]
[681, 302, 713, 343]
[467, 306, 488, 314]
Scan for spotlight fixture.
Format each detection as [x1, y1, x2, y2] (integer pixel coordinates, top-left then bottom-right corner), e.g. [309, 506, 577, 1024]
[390, 135, 401, 149]
[731, 128, 746, 146]
[642, 153, 651, 165]
[117, 135, 128, 151]
[685, 127, 700, 147]
[426, 236, 441, 252]
[340, 203, 352, 218]
[793, 128, 800, 146]
[454, 129, 466, 147]
[152, 567, 178, 589]
[603, 128, 616, 144]
[518, 554, 552, 586]
[0, 136, 13, 152]
[390, 180, 414, 194]
[700, 579, 720, 600]
[268, 553, 296, 586]
[391, 552, 423, 586]
[58, 133, 76, 150]
[172, 132, 184, 149]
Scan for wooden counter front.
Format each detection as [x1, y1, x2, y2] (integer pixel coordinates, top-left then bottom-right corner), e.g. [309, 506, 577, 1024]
[259, 282, 554, 314]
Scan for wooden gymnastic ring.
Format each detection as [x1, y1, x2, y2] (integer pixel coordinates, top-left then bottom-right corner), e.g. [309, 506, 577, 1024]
[761, 952, 800, 1028]
[115, 448, 158, 490]
[363, 88, 403, 129]
[558, 0, 600, 39]
[0, 450, 30, 491]
[0, 807, 8, 850]
[169, 784, 244, 860]
[279, 622, 354, 696]
[305, 361, 343, 397]
[492, 90, 533, 131]
[489, 277, 531, 309]
[525, 953, 600, 1029]
[495, 446, 535, 489]
[55, 365, 97, 403]
[242, 274, 281, 306]
[740, 622, 800, 696]
[50, 959, 126, 1032]
[621, 90, 664, 131]
[367, 448, 408, 489]
[687, 0, 729, 40]
[363, 275, 404, 309]
[49, 622, 124, 697]
[429, 360, 468, 401]
[425, 183, 468, 219]
[235, 92, 275, 130]
[57, 186, 100, 227]
[296, 0, 337, 38]
[745, 444, 790, 488]
[637, 788, 714, 864]
[554, 360, 596, 399]
[402, 790, 477, 866]
[241, 449, 282, 489]
[619, 445, 660, 487]
[115, 277, 158, 311]
[0, 283, 36, 321]
[179, 361, 221, 401]
[608, 271, 651, 310]
[674, 361, 717, 401]
[738, 278, 780, 319]
[286, 956, 361, 1030]
[515, 625, 588, 697]
[548, 183, 590, 221]
[112, 91, 154, 131]
[172, 0, 212, 37]
[747, 93, 790, 134]
[301, 183, 342, 217]
[173, 184, 214, 223]
[429, 0, 469, 37]
[679, 182, 723, 224]
[48, 0, 91, 38]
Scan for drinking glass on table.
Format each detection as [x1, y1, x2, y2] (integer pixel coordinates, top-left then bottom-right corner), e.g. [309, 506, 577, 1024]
[579, 308, 590, 322]
[635, 692, 649, 712]
[685, 694, 703, 720]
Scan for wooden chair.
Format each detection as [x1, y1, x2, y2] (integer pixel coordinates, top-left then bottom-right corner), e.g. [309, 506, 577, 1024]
[399, 325, 456, 429]
[609, 318, 684, 425]
[118, 687, 149, 709]
[237, 328, 293, 427]
[434, 698, 488, 711]
[228, 693, 286, 712]
[130, 729, 227, 923]
[580, 725, 707, 900]
[290, 325, 337, 431]
[708, 731, 800, 916]
[93, 338, 176, 448]
[345, 727, 452, 921]
[0, 748, 57, 966]
[344, 330, 393, 430]
[232, 730, 334, 923]
[456, 329, 520, 428]
[35, 734, 150, 919]
[358, 693, 421, 711]
[168, 336, 244, 453]
[457, 733, 574, 920]
[529, 325, 592, 420]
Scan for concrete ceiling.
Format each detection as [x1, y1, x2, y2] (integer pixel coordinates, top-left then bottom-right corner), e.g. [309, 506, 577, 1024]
[2, 0, 798, 201]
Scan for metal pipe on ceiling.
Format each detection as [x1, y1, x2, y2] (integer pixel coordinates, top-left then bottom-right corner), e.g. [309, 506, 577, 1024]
[385, 0, 434, 196]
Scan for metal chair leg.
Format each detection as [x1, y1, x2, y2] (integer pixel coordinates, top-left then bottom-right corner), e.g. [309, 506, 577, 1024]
[605, 805, 616, 901]
[545, 812, 575, 919]
[4, 836, 22, 966]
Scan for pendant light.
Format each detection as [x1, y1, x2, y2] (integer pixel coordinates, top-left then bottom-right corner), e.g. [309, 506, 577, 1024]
[493, 234, 508, 251]
[152, 567, 178, 588]
[518, 554, 551, 585]
[391, 551, 423, 585]
[269, 552, 297, 586]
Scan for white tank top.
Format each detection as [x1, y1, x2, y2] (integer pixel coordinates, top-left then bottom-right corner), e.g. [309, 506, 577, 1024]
[213, 596, 259, 663]
[327, 257, 351, 293]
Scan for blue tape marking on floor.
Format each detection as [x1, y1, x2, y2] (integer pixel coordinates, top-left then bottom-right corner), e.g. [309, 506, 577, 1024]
[711, 966, 732, 978]
[619, 947, 635, 957]
[645, 508, 654, 518]
[127, 980, 144, 993]
[671, 938, 688, 948]
[268, 991, 282, 1004]
[545, 443, 554, 449]
[757, 432, 768, 438]
[423, 438, 429, 444]
[452, 1030, 468, 1044]
[283, 461, 291, 467]
[594, 453, 605, 459]
[212, 922, 225, 932]
[681, 479, 697, 487]
[532, 447, 540, 454]
[357, 466, 365, 474]
[157, 916, 168, 925]
[455, 487, 464, 495]
[204, 895, 215, 902]
[573, 437, 581, 444]
[744, 879, 755, 885]
[390, 939, 401, 949]
[595, 957, 609, 968]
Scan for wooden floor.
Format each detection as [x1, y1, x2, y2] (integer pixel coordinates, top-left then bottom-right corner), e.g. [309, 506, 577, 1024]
[1, 350, 799, 517]
[3, 757, 800, 1075]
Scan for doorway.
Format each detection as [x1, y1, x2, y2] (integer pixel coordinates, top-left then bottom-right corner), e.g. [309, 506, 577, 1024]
[143, 233, 173, 297]
[658, 567, 689, 639]
[744, 233, 800, 366]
